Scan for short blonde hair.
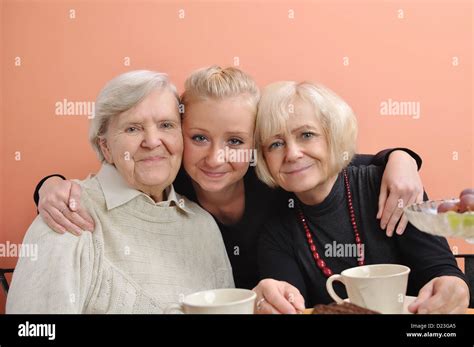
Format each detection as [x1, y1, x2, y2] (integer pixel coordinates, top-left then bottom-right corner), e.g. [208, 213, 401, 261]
[255, 81, 358, 188]
[180, 66, 260, 113]
[89, 70, 179, 161]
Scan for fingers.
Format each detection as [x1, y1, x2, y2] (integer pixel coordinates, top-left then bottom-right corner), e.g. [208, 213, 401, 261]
[379, 192, 399, 237]
[285, 284, 305, 312]
[395, 214, 409, 236]
[422, 277, 470, 314]
[264, 286, 298, 314]
[417, 293, 448, 314]
[75, 208, 95, 231]
[395, 194, 417, 235]
[37, 178, 93, 235]
[62, 208, 94, 232]
[409, 277, 469, 314]
[66, 182, 94, 231]
[255, 294, 303, 314]
[381, 188, 418, 236]
[253, 279, 304, 314]
[39, 208, 66, 234]
[416, 190, 424, 203]
[408, 281, 434, 313]
[377, 183, 388, 220]
[256, 299, 282, 314]
[48, 206, 84, 236]
[68, 182, 82, 211]
[379, 150, 424, 236]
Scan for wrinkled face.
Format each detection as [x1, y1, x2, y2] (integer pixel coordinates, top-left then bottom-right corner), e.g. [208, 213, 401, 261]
[182, 96, 256, 193]
[262, 97, 332, 194]
[99, 88, 183, 197]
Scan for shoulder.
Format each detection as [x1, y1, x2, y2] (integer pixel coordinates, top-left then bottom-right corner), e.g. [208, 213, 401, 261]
[73, 176, 105, 207]
[174, 192, 221, 231]
[346, 164, 383, 180]
[23, 214, 94, 253]
[245, 167, 273, 193]
[6, 216, 97, 313]
[10, 215, 95, 287]
[173, 168, 197, 201]
[260, 203, 297, 247]
[245, 167, 289, 210]
[346, 165, 384, 193]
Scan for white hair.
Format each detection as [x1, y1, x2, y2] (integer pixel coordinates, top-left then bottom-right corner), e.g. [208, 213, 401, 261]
[89, 70, 179, 161]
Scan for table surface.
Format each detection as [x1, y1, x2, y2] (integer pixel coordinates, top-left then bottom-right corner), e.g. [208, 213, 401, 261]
[304, 308, 474, 314]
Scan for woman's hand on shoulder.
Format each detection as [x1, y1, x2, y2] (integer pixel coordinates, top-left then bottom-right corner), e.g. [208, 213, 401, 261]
[38, 177, 95, 235]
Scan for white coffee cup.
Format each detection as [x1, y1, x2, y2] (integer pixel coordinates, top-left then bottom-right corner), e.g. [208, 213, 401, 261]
[326, 264, 410, 314]
[164, 288, 257, 314]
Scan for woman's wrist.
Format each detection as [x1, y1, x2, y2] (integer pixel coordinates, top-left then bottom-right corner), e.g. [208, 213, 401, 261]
[388, 150, 418, 169]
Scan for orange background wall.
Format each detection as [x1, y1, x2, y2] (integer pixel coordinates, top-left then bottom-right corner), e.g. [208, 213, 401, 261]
[1, 0, 473, 313]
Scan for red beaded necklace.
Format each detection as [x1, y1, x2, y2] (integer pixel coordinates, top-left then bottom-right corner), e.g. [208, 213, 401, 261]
[297, 169, 364, 278]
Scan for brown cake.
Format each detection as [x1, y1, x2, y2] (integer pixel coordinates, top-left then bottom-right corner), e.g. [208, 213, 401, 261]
[312, 302, 380, 314]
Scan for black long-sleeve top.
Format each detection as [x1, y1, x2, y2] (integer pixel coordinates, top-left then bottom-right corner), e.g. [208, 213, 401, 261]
[258, 165, 468, 307]
[33, 148, 422, 290]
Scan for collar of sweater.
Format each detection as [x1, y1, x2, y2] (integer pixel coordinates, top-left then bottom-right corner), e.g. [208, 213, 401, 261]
[96, 163, 194, 214]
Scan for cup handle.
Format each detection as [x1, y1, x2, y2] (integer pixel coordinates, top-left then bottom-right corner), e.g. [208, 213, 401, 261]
[326, 274, 346, 304]
[164, 303, 184, 314]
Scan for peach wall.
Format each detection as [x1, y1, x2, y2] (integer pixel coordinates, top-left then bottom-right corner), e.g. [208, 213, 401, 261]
[1, 0, 472, 313]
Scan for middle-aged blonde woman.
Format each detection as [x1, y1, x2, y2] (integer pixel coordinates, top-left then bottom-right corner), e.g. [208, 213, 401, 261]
[255, 81, 471, 313]
[6, 71, 234, 313]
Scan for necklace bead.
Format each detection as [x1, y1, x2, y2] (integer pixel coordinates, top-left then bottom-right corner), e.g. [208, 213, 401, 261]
[297, 169, 364, 278]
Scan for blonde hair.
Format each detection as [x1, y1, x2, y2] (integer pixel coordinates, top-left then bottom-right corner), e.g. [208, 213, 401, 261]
[255, 81, 358, 188]
[180, 66, 260, 112]
[89, 70, 179, 161]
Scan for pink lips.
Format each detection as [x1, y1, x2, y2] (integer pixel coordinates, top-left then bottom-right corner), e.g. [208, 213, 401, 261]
[140, 155, 165, 163]
[200, 168, 228, 178]
[282, 164, 314, 175]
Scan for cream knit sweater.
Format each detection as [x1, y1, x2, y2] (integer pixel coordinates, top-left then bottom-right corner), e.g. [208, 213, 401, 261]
[7, 164, 234, 313]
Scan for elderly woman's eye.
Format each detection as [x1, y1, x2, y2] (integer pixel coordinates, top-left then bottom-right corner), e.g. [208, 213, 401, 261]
[302, 132, 315, 139]
[228, 138, 244, 146]
[125, 127, 139, 133]
[161, 122, 175, 129]
[192, 135, 208, 143]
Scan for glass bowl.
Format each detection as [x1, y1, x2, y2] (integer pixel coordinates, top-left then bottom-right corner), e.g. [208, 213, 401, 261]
[404, 199, 474, 243]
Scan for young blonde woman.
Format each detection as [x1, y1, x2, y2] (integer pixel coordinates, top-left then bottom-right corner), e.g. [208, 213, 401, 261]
[33, 66, 424, 313]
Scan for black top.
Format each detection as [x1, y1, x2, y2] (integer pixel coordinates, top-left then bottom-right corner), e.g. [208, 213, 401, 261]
[258, 165, 467, 307]
[173, 165, 287, 290]
[170, 148, 420, 289]
[33, 148, 422, 290]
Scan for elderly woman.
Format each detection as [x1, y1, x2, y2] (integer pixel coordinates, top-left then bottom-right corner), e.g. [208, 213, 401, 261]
[6, 70, 234, 313]
[255, 81, 470, 313]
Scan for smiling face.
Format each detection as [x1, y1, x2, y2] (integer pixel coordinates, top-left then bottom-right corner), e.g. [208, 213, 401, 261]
[99, 88, 183, 200]
[182, 96, 256, 193]
[262, 97, 334, 196]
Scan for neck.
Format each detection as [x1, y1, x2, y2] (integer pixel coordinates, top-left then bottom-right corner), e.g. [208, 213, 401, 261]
[138, 186, 165, 203]
[296, 173, 338, 206]
[149, 191, 164, 203]
[193, 179, 244, 208]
